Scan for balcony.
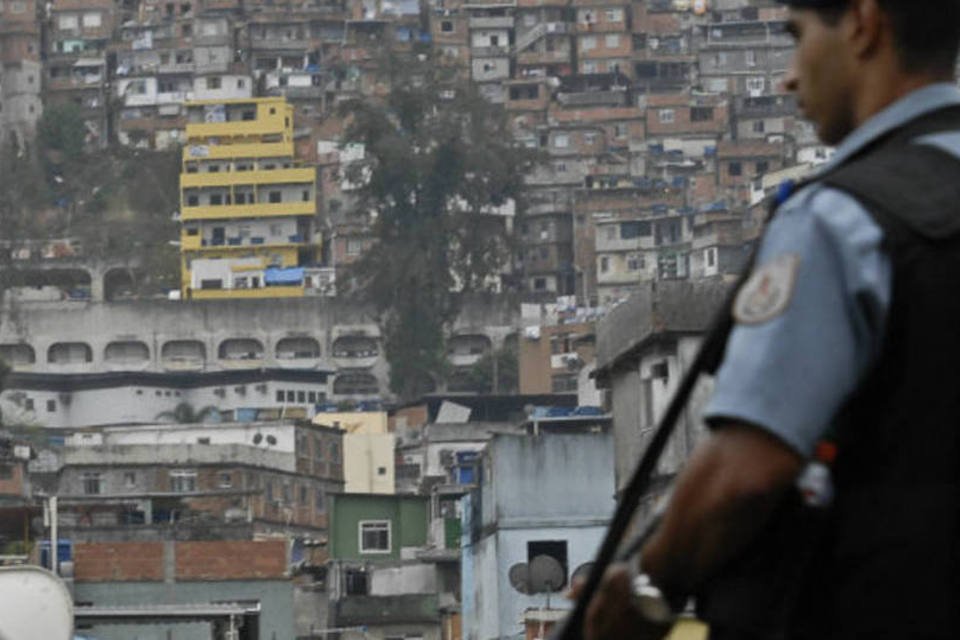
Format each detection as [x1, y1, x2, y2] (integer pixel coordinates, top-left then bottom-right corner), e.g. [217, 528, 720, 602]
[249, 36, 313, 51]
[180, 166, 315, 189]
[181, 200, 316, 221]
[336, 594, 440, 626]
[185, 118, 287, 141]
[517, 49, 571, 65]
[470, 44, 511, 58]
[183, 141, 294, 161]
[468, 16, 514, 29]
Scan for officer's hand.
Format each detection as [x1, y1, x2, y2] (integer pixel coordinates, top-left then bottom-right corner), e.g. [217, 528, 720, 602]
[569, 563, 673, 640]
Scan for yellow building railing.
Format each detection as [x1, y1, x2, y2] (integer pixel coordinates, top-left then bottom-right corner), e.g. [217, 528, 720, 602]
[180, 201, 316, 221]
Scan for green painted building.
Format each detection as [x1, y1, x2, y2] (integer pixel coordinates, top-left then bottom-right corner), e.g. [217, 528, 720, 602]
[328, 493, 429, 562]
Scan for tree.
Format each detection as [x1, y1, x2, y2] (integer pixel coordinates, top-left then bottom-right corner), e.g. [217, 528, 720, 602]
[459, 344, 519, 394]
[155, 402, 221, 424]
[342, 54, 537, 401]
[37, 102, 86, 163]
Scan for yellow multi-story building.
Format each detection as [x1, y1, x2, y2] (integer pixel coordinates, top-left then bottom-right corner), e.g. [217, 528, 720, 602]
[179, 97, 321, 299]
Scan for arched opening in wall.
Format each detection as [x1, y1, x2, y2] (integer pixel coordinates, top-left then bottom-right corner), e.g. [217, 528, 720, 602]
[0, 343, 36, 366]
[48, 342, 93, 364]
[332, 371, 379, 396]
[275, 337, 321, 360]
[161, 340, 207, 368]
[103, 267, 138, 301]
[104, 340, 150, 365]
[446, 367, 485, 393]
[332, 335, 378, 359]
[218, 338, 264, 361]
[4, 267, 93, 301]
[502, 332, 519, 354]
[447, 334, 492, 358]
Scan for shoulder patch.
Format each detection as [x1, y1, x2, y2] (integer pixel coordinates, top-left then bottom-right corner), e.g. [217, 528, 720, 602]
[733, 254, 800, 325]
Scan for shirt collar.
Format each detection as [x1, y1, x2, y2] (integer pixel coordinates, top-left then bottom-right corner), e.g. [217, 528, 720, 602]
[817, 83, 960, 175]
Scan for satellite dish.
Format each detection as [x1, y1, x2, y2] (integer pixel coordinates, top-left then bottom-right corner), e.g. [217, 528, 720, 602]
[0, 566, 73, 640]
[253, 433, 263, 444]
[266, 435, 277, 445]
[529, 555, 566, 594]
[508, 563, 531, 594]
[571, 562, 595, 585]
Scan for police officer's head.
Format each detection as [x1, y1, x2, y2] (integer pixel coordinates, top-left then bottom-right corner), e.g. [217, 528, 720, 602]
[777, 0, 960, 145]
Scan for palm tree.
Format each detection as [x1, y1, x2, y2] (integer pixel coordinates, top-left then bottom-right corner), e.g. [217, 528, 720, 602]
[155, 402, 220, 424]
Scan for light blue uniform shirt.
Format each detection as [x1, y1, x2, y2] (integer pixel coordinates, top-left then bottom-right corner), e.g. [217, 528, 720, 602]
[704, 83, 960, 457]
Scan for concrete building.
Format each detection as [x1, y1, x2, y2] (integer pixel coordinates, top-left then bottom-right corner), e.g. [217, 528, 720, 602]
[44, 0, 116, 149]
[0, 0, 42, 150]
[179, 96, 322, 299]
[593, 279, 729, 496]
[1, 368, 334, 429]
[460, 431, 615, 640]
[53, 420, 344, 541]
[327, 492, 459, 640]
[0, 294, 521, 406]
[71, 539, 296, 640]
[313, 410, 395, 494]
[519, 319, 595, 395]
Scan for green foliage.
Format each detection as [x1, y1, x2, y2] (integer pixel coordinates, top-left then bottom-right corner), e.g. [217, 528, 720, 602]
[37, 102, 86, 162]
[458, 344, 519, 394]
[342, 54, 536, 401]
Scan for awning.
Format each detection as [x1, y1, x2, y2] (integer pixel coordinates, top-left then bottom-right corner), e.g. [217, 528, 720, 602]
[264, 267, 304, 285]
[73, 57, 105, 68]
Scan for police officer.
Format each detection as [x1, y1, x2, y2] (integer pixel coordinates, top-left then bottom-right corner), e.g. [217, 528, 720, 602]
[577, 0, 960, 638]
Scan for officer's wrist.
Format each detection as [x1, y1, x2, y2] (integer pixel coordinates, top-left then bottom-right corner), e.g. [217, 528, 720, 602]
[631, 556, 684, 624]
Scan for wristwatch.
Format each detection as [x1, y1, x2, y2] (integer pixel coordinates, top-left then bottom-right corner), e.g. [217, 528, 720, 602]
[631, 572, 678, 625]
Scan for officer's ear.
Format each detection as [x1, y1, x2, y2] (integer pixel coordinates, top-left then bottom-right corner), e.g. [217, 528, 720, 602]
[845, 0, 889, 63]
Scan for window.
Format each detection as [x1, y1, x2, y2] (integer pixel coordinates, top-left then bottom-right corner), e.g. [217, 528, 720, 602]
[377, 466, 387, 476]
[581, 35, 597, 51]
[753, 120, 766, 133]
[658, 109, 675, 124]
[604, 8, 623, 21]
[729, 162, 743, 176]
[46, 399, 57, 412]
[690, 107, 714, 122]
[300, 485, 307, 504]
[441, 20, 453, 32]
[600, 256, 610, 273]
[627, 253, 644, 271]
[330, 442, 340, 462]
[269, 191, 282, 203]
[282, 483, 292, 504]
[308, 391, 317, 403]
[297, 390, 306, 403]
[205, 76, 221, 90]
[24, 398, 34, 411]
[527, 540, 569, 590]
[82, 472, 103, 495]
[187, 195, 199, 206]
[359, 520, 391, 553]
[345, 568, 368, 595]
[314, 489, 325, 511]
[124, 472, 137, 488]
[0, 465, 12, 480]
[276, 390, 284, 402]
[286, 390, 296, 402]
[81, 12, 102, 27]
[605, 34, 620, 48]
[756, 160, 770, 175]
[554, 134, 569, 149]
[745, 49, 757, 67]
[706, 248, 716, 267]
[170, 470, 197, 493]
[219, 472, 232, 488]
[237, 78, 246, 89]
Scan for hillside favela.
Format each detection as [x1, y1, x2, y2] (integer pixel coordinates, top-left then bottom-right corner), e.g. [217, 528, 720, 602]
[0, 0, 826, 637]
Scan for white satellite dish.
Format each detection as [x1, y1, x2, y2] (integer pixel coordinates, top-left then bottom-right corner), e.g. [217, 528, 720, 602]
[529, 555, 566, 594]
[0, 566, 73, 640]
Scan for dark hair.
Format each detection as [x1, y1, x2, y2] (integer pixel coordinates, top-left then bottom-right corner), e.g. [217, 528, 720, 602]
[816, 0, 960, 76]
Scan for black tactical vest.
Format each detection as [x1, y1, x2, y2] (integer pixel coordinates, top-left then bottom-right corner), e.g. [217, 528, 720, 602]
[791, 105, 960, 639]
[700, 104, 960, 639]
